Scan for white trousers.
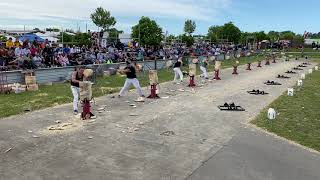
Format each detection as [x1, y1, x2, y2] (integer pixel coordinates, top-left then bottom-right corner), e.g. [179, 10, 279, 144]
[71, 86, 80, 111]
[200, 66, 208, 78]
[173, 67, 183, 82]
[119, 78, 144, 96]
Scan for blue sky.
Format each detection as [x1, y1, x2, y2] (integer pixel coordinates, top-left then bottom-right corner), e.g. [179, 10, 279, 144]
[0, 0, 318, 35]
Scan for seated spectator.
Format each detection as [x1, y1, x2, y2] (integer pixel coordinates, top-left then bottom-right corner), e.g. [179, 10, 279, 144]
[70, 45, 76, 54]
[14, 39, 21, 47]
[63, 45, 71, 55]
[23, 39, 30, 48]
[30, 45, 38, 56]
[97, 51, 105, 63]
[22, 47, 31, 57]
[6, 38, 14, 49]
[21, 54, 34, 69]
[32, 53, 43, 68]
[0, 55, 7, 71]
[43, 52, 52, 67]
[15, 45, 23, 57]
[33, 37, 40, 48]
[58, 54, 69, 67]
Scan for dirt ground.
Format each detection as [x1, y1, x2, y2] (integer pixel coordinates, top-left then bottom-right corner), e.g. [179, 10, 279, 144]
[0, 59, 318, 180]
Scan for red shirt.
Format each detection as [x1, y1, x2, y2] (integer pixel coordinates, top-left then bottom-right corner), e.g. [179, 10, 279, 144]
[30, 47, 38, 56]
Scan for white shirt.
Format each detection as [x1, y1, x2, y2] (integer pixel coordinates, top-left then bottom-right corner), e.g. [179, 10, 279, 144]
[22, 48, 31, 56]
[70, 48, 75, 54]
[15, 47, 23, 57]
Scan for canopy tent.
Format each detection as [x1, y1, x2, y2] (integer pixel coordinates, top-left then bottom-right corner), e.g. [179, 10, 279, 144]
[19, 34, 44, 42]
[35, 32, 59, 42]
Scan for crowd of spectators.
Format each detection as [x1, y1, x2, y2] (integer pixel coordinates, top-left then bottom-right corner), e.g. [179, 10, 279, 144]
[0, 32, 247, 71]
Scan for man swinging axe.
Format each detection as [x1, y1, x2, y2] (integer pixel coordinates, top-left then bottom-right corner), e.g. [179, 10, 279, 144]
[118, 61, 145, 98]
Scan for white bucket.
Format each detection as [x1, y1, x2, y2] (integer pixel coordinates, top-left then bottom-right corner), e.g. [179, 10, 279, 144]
[300, 73, 306, 80]
[315, 66, 318, 70]
[287, 88, 294, 96]
[308, 69, 313, 74]
[268, 108, 276, 120]
[297, 80, 303, 86]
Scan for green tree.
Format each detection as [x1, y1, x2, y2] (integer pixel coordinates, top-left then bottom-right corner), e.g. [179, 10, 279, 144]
[46, 28, 60, 32]
[0, 35, 8, 42]
[252, 31, 269, 42]
[177, 34, 194, 47]
[65, 29, 75, 33]
[106, 28, 124, 43]
[59, 32, 74, 43]
[220, 22, 241, 43]
[207, 25, 223, 42]
[132, 16, 163, 46]
[166, 34, 176, 43]
[292, 35, 304, 46]
[90, 7, 116, 31]
[281, 31, 295, 41]
[184, 19, 196, 35]
[268, 31, 280, 43]
[74, 33, 91, 46]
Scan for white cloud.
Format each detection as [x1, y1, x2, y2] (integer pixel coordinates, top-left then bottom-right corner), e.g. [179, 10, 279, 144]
[0, 0, 232, 30]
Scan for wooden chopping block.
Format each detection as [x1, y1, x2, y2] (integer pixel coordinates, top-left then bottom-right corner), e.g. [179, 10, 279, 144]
[27, 84, 39, 91]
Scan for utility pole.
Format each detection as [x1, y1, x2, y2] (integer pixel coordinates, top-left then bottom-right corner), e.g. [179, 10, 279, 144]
[138, 25, 141, 47]
[61, 27, 64, 45]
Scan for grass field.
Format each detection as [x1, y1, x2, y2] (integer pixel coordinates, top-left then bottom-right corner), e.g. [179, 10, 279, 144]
[251, 60, 320, 152]
[0, 55, 264, 118]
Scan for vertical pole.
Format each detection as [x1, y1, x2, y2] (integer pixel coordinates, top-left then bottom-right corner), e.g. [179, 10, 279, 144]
[61, 28, 64, 45]
[138, 25, 141, 47]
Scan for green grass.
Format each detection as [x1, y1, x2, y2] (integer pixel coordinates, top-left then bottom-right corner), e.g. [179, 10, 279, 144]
[0, 55, 264, 119]
[251, 61, 320, 152]
[287, 48, 319, 52]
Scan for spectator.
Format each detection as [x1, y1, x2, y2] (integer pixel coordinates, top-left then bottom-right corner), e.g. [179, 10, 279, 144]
[32, 53, 43, 68]
[15, 45, 23, 57]
[58, 54, 69, 67]
[22, 46, 31, 57]
[63, 45, 70, 55]
[30, 45, 38, 56]
[23, 39, 30, 48]
[6, 38, 14, 49]
[14, 39, 21, 47]
[97, 51, 105, 63]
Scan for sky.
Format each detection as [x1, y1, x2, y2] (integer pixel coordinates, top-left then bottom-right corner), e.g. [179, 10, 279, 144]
[0, 0, 319, 35]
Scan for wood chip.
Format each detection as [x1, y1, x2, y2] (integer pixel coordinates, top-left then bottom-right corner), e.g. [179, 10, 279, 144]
[4, 148, 12, 153]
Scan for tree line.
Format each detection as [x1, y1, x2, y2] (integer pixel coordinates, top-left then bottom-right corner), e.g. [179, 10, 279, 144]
[44, 7, 308, 47]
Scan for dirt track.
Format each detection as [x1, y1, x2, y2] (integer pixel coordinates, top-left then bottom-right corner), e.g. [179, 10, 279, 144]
[0, 59, 318, 180]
